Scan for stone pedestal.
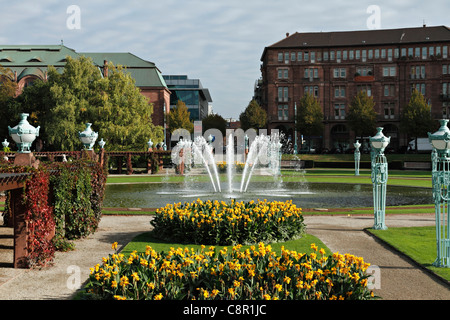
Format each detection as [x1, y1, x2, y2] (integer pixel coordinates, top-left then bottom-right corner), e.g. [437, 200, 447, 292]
[13, 153, 39, 169]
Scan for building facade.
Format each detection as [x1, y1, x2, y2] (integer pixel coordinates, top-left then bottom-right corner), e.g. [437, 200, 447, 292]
[163, 75, 212, 121]
[0, 45, 170, 132]
[258, 25, 450, 152]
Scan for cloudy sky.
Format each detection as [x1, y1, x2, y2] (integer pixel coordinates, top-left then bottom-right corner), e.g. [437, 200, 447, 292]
[1, 0, 449, 119]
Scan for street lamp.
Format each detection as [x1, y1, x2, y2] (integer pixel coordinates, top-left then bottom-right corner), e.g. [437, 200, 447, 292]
[294, 102, 298, 154]
[98, 138, 106, 149]
[354, 140, 361, 176]
[370, 127, 390, 230]
[428, 119, 450, 267]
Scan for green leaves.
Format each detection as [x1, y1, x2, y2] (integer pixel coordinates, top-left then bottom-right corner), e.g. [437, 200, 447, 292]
[239, 100, 267, 131]
[347, 91, 377, 137]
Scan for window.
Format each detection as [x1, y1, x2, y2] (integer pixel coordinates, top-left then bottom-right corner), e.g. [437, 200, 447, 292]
[343, 50, 348, 60]
[375, 49, 380, 59]
[362, 50, 367, 62]
[278, 53, 283, 62]
[422, 47, 427, 59]
[330, 51, 335, 60]
[395, 48, 399, 58]
[401, 48, 406, 57]
[444, 46, 448, 58]
[278, 105, 289, 120]
[384, 84, 395, 96]
[323, 51, 328, 61]
[333, 68, 346, 78]
[355, 50, 360, 59]
[310, 52, 315, 63]
[410, 65, 425, 79]
[334, 86, 346, 98]
[443, 102, 449, 119]
[368, 50, 373, 59]
[356, 66, 373, 76]
[381, 49, 386, 59]
[383, 66, 396, 77]
[291, 52, 296, 61]
[278, 87, 289, 102]
[437, 46, 442, 57]
[415, 47, 420, 58]
[334, 104, 345, 119]
[298, 52, 302, 61]
[349, 50, 354, 60]
[304, 86, 319, 97]
[336, 51, 341, 62]
[408, 48, 413, 57]
[429, 47, 434, 57]
[443, 83, 449, 96]
[304, 52, 309, 61]
[278, 68, 289, 79]
[357, 84, 372, 96]
[384, 103, 395, 119]
[304, 68, 319, 79]
[443, 65, 448, 75]
[388, 49, 393, 61]
[412, 83, 426, 95]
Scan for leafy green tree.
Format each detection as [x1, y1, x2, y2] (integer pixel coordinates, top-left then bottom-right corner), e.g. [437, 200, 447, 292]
[0, 65, 19, 139]
[400, 89, 434, 151]
[168, 100, 194, 134]
[239, 99, 267, 131]
[0, 65, 17, 101]
[296, 93, 324, 137]
[9, 56, 162, 151]
[202, 113, 227, 136]
[347, 91, 377, 137]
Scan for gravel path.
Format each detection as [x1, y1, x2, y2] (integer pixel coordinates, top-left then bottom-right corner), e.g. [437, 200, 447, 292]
[0, 213, 448, 300]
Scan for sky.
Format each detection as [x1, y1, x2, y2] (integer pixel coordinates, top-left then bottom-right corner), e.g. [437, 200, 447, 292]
[0, 0, 449, 119]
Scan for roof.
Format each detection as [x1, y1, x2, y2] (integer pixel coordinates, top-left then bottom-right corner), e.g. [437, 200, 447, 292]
[81, 52, 167, 88]
[262, 25, 450, 59]
[0, 45, 168, 88]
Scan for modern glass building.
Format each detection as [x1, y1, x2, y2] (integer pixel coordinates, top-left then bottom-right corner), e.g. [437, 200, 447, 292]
[163, 75, 213, 121]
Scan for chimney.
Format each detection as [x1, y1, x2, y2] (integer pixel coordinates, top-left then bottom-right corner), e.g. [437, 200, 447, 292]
[286, 32, 290, 37]
[103, 60, 108, 77]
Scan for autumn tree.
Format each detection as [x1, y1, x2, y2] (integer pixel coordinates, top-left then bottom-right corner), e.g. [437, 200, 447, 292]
[347, 91, 377, 138]
[168, 100, 194, 134]
[202, 113, 227, 136]
[8, 56, 163, 151]
[239, 99, 267, 131]
[400, 89, 434, 151]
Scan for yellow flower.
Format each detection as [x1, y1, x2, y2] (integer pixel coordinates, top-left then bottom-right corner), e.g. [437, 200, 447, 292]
[111, 242, 118, 250]
[283, 276, 291, 284]
[154, 293, 163, 300]
[113, 295, 126, 300]
[111, 280, 118, 288]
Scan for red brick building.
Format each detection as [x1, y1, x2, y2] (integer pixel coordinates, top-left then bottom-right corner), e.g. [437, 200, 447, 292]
[258, 25, 450, 152]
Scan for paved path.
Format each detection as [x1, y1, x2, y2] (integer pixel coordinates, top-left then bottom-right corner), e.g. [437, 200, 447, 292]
[0, 214, 448, 300]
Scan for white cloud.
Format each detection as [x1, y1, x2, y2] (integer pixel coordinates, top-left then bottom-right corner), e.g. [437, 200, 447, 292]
[1, 0, 450, 118]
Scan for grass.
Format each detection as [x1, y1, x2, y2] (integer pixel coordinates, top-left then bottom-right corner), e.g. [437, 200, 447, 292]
[368, 226, 450, 282]
[119, 231, 332, 258]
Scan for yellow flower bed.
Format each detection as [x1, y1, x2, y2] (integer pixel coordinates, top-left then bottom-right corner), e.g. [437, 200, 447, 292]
[216, 161, 246, 173]
[151, 199, 305, 245]
[84, 242, 375, 300]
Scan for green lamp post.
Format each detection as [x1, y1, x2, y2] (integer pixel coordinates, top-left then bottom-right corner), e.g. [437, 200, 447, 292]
[354, 140, 361, 176]
[370, 127, 390, 230]
[428, 119, 450, 268]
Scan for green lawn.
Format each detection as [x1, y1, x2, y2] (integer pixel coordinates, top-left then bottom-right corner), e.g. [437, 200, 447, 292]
[120, 231, 332, 258]
[368, 226, 450, 282]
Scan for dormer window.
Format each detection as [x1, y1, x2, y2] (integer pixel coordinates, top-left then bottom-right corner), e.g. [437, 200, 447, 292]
[27, 57, 42, 62]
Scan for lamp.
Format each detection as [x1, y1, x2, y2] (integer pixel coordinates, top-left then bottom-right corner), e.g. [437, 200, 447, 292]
[354, 140, 361, 176]
[8, 113, 40, 153]
[428, 119, 450, 158]
[428, 119, 450, 267]
[98, 138, 106, 149]
[369, 127, 390, 230]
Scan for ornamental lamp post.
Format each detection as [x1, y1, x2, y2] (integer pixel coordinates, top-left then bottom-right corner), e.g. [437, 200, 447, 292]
[2, 139, 9, 151]
[370, 127, 390, 230]
[98, 138, 106, 149]
[147, 138, 153, 151]
[428, 119, 450, 267]
[354, 140, 361, 176]
[294, 102, 298, 154]
[78, 123, 98, 151]
[8, 113, 40, 153]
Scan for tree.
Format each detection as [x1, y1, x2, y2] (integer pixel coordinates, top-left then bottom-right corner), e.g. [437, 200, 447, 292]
[239, 99, 267, 131]
[0, 65, 17, 101]
[296, 93, 324, 137]
[168, 100, 194, 134]
[347, 91, 377, 137]
[0, 65, 19, 139]
[400, 89, 434, 151]
[202, 113, 227, 136]
[8, 56, 163, 151]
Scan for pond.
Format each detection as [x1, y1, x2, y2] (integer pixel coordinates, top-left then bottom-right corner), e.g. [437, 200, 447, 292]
[103, 181, 432, 209]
